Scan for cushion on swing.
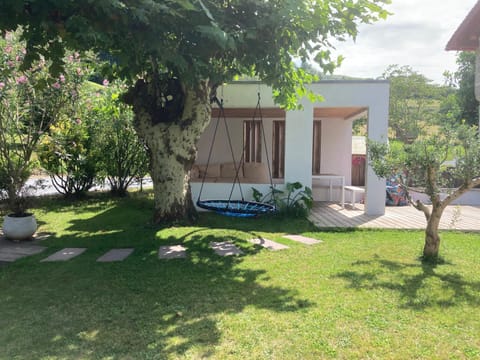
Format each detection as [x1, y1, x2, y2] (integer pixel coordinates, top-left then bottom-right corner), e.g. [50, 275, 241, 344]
[220, 162, 243, 178]
[197, 164, 221, 178]
[243, 162, 269, 183]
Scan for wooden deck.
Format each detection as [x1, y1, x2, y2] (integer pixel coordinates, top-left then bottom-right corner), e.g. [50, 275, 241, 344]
[309, 202, 480, 231]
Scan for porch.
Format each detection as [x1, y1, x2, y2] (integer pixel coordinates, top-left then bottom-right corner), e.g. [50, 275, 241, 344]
[309, 203, 480, 231]
[192, 80, 390, 216]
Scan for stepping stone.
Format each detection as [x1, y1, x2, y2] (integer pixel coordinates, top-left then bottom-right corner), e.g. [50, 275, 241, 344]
[97, 248, 134, 262]
[249, 238, 289, 251]
[158, 245, 187, 259]
[283, 234, 322, 245]
[0, 244, 47, 262]
[41, 248, 86, 262]
[210, 241, 243, 256]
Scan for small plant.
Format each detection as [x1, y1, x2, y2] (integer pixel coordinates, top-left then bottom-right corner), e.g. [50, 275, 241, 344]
[252, 182, 313, 218]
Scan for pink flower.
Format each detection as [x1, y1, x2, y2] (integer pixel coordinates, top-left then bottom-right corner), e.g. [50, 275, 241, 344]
[7, 61, 14, 68]
[16, 55, 21, 62]
[0, 82, 5, 89]
[102, 79, 109, 86]
[5, 46, 12, 53]
[16, 75, 28, 84]
[59, 74, 65, 83]
[75, 118, 82, 125]
[52, 82, 61, 89]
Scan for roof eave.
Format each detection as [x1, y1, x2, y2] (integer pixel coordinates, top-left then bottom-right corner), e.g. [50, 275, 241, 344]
[446, 1, 480, 51]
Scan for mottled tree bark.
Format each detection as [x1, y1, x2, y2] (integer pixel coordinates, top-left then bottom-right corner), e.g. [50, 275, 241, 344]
[124, 77, 212, 223]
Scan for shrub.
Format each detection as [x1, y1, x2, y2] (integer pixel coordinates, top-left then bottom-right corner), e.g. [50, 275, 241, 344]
[253, 182, 313, 218]
[92, 83, 149, 196]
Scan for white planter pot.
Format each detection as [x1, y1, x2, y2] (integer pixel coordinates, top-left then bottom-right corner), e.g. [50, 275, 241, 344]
[2, 214, 38, 241]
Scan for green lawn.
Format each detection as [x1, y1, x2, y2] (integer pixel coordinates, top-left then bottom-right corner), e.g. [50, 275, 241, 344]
[1, 193, 480, 359]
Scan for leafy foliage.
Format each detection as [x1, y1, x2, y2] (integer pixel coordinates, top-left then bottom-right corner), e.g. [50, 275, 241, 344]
[253, 182, 313, 218]
[444, 52, 479, 126]
[0, 31, 84, 214]
[380, 65, 440, 141]
[0, 0, 391, 109]
[93, 82, 149, 196]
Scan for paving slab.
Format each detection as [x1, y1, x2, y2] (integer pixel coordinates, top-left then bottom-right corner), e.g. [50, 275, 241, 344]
[249, 238, 289, 251]
[0, 237, 47, 262]
[158, 245, 187, 259]
[97, 248, 134, 262]
[41, 248, 87, 262]
[283, 234, 322, 245]
[210, 241, 243, 256]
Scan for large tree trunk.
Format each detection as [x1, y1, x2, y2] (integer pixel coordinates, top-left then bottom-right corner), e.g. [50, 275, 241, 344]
[124, 77, 212, 223]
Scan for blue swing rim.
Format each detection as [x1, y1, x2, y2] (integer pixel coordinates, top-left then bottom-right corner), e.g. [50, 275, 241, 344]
[196, 199, 276, 217]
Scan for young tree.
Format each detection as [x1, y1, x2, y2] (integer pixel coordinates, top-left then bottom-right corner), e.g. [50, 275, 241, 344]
[369, 124, 480, 261]
[0, 0, 390, 222]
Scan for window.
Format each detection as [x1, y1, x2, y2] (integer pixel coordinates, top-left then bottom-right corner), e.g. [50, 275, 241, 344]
[243, 120, 262, 163]
[272, 120, 285, 178]
[312, 120, 322, 175]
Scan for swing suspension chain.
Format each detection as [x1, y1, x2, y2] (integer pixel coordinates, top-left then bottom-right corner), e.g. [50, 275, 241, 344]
[256, 92, 276, 203]
[222, 99, 245, 203]
[196, 98, 222, 203]
[197, 92, 277, 215]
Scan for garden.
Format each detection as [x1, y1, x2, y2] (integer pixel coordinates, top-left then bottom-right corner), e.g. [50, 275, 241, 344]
[1, 3, 480, 359]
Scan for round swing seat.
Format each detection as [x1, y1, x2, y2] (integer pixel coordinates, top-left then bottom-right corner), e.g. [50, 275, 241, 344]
[196, 200, 276, 218]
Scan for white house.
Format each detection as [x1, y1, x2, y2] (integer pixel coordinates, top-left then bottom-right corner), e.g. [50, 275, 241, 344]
[190, 80, 390, 216]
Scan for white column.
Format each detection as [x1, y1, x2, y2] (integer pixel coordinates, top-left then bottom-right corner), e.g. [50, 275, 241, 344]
[284, 102, 314, 189]
[366, 102, 389, 215]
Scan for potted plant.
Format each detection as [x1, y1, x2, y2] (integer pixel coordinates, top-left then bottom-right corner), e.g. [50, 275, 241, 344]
[0, 31, 86, 240]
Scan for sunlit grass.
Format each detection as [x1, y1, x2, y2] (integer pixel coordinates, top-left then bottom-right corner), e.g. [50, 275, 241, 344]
[1, 193, 479, 359]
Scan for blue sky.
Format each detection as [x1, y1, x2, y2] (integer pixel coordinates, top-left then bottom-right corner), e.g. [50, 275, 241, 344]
[329, 0, 478, 84]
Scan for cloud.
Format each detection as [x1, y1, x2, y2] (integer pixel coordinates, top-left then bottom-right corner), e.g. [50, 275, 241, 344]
[326, 0, 478, 83]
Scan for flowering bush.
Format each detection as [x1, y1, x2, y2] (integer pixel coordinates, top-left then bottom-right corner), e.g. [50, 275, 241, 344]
[0, 31, 87, 214]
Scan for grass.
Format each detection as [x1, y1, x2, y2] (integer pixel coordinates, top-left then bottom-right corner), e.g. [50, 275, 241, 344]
[1, 193, 480, 359]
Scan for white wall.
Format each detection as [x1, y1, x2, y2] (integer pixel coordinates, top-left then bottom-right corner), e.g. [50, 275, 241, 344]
[319, 117, 353, 184]
[306, 81, 389, 215]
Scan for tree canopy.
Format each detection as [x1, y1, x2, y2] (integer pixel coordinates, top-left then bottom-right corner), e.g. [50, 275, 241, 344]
[0, 0, 390, 107]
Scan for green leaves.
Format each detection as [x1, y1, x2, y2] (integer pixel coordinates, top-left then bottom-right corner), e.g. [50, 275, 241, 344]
[0, 0, 391, 109]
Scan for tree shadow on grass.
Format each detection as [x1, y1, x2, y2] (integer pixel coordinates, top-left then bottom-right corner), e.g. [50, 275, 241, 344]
[335, 255, 480, 310]
[1, 210, 314, 359]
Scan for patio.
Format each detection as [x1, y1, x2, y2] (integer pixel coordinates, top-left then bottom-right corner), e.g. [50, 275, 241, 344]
[309, 202, 480, 231]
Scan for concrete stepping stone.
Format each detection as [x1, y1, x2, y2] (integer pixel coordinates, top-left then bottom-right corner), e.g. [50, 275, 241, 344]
[41, 248, 86, 262]
[0, 244, 47, 262]
[210, 241, 243, 256]
[283, 234, 322, 245]
[97, 248, 134, 262]
[158, 245, 187, 259]
[249, 238, 289, 251]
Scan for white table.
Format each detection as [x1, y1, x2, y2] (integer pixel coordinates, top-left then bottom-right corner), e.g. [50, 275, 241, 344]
[312, 174, 345, 208]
